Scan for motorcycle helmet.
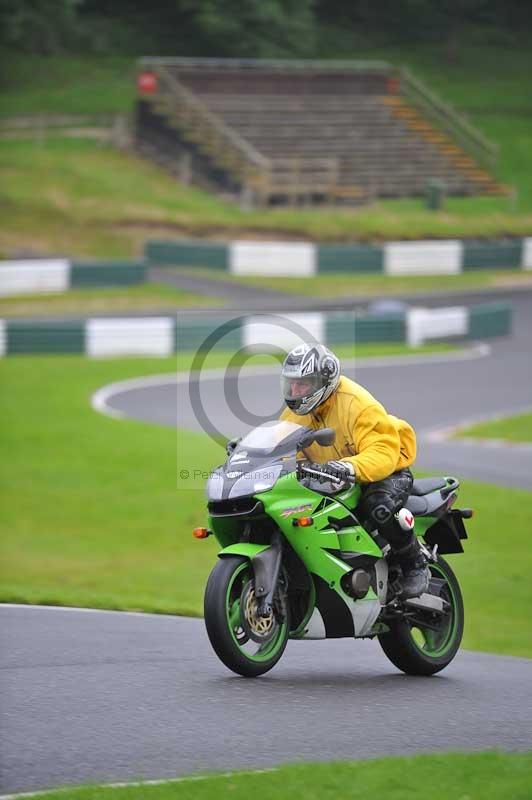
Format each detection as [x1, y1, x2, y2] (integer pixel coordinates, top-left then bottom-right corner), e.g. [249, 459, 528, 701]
[281, 343, 340, 415]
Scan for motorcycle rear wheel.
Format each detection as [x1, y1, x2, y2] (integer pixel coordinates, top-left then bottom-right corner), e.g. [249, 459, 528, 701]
[204, 556, 289, 677]
[378, 556, 464, 676]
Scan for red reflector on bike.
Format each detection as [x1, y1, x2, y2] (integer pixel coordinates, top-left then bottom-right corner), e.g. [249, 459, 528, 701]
[295, 517, 313, 527]
[193, 527, 209, 539]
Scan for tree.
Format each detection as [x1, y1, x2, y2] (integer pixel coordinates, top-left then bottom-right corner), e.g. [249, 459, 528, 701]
[0, 0, 84, 54]
[183, 0, 317, 58]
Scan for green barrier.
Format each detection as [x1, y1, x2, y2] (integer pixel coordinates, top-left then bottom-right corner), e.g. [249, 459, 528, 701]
[318, 244, 383, 273]
[325, 313, 356, 345]
[462, 241, 522, 270]
[71, 261, 146, 287]
[355, 313, 406, 343]
[175, 317, 242, 353]
[468, 303, 512, 338]
[146, 240, 228, 269]
[326, 312, 406, 344]
[6, 321, 85, 354]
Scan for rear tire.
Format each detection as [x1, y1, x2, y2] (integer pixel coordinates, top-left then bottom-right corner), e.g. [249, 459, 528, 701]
[204, 556, 289, 677]
[378, 557, 464, 676]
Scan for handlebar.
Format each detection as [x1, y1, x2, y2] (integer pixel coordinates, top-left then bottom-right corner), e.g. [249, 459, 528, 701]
[297, 462, 356, 486]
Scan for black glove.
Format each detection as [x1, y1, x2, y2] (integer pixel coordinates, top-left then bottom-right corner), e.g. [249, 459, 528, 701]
[301, 460, 354, 487]
[226, 437, 241, 456]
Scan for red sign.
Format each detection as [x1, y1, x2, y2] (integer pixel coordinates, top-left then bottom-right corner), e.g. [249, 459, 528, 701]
[387, 77, 400, 95]
[137, 72, 157, 94]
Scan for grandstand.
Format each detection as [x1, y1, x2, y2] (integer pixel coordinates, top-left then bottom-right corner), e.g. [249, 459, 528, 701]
[135, 58, 503, 205]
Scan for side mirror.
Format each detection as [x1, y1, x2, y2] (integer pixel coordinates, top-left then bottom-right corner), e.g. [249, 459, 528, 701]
[298, 427, 335, 449]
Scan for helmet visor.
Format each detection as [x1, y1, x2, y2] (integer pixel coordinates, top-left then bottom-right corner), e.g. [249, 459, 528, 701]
[281, 374, 324, 402]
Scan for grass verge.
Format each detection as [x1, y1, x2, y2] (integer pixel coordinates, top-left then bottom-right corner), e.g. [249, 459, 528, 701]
[0, 283, 222, 317]
[1, 355, 531, 656]
[0, 56, 135, 117]
[16, 752, 532, 800]
[177, 266, 532, 298]
[2, 138, 532, 260]
[458, 412, 532, 443]
[174, 343, 460, 371]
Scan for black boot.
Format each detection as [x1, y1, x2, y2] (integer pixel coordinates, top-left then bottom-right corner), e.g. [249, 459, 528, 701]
[393, 537, 430, 600]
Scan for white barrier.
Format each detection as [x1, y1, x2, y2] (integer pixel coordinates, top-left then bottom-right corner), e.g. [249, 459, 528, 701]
[230, 241, 316, 277]
[0, 260, 70, 296]
[242, 313, 325, 352]
[407, 306, 468, 347]
[384, 241, 462, 276]
[522, 238, 532, 270]
[0, 319, 6, 357]
[86, 317, 174, 357]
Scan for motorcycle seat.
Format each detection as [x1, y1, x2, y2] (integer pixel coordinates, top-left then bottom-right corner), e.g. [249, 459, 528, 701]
[405, 489, 448, 517]
[411, 477, 447, 496]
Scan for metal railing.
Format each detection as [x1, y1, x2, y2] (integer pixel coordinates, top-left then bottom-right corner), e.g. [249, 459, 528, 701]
[140, 57, 392, 73]
[261, 157, 341, 199]
[400, 67, 498, 172]
[151, 65, 270, 190]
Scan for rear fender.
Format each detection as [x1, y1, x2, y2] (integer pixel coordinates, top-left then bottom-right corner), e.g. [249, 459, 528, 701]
[424, 510, 469, 554]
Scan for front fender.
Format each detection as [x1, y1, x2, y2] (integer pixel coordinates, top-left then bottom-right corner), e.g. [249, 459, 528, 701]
[218, 543, 270, 559]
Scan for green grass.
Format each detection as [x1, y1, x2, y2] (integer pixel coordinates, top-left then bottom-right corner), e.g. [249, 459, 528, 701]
[1, 355, 531, 657]
[2, 135, 532, 259]
[458, 412, 532, 443]
[178, 266, 532, 298]
[0, 56, 135, 117]
[0, 284, 222, 316]
[16, 752, 532, 800]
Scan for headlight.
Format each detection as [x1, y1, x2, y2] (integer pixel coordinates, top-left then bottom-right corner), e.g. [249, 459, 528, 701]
[229, 464, 282, 499]
[206, 469, 224, 501]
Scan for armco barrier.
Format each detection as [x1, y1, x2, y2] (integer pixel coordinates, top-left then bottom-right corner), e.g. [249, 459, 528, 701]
[317, 244, 383, 274]
[0, 260, 146, 297]
[0, 303, 511, 357]
[468, 303, 512, 339]
[145, 241, 227, 269]
[3, 239, 531, 298]
[145, 237, 532, 276]
[70, 261, 146, 288]
[462, 241, 523, 271]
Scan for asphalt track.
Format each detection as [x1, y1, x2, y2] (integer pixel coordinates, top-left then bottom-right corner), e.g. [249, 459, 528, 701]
[1, 293, 532, 794]
[99, 292, 532, 490]
[1, 605, 531, 794]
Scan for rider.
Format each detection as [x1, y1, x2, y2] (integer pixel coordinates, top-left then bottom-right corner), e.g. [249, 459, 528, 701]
[279, 342, 429, 600]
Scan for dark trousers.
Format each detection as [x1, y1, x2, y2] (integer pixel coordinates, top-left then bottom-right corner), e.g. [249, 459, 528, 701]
[357, 468, 416, 558]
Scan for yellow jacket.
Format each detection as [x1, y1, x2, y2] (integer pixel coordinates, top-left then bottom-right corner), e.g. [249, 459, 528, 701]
[280, 375, 416, 484]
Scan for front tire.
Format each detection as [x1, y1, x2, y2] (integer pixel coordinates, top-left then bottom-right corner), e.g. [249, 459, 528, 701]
[204, 556, 289, 677]
[378, 557, 464, 676]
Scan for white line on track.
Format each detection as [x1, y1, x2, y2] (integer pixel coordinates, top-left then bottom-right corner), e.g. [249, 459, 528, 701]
[91, 343, 491, 422]
[0, 603, 197, 620]
[0, 768, 278, 800]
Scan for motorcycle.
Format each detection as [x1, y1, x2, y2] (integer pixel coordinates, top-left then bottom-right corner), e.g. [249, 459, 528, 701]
[195, 420, 472, 678]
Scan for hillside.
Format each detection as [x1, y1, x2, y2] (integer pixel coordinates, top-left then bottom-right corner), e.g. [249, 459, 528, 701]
[1, 44, 531, 257]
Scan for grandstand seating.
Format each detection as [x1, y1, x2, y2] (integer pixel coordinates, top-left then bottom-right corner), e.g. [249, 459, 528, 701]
[135, 59, 503, 204]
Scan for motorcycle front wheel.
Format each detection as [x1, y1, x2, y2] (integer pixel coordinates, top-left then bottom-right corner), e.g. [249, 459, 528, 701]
[378, 556, 464, 676]
[204, 556, 289, 677]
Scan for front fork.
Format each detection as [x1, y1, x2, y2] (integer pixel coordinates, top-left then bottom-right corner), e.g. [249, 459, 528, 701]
[251, 531, 283, 618]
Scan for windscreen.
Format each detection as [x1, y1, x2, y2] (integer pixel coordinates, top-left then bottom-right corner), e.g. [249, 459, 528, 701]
[239, 420, 305, 453]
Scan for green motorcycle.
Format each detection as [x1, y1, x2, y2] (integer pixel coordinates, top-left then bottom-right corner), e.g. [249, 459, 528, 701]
[199, 420, 471, 678]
